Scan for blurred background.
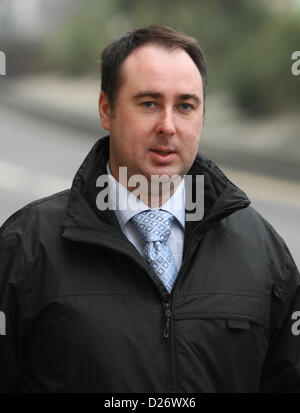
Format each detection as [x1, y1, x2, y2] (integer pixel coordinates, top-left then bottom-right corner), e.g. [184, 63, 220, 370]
[0, 0, 299, 267]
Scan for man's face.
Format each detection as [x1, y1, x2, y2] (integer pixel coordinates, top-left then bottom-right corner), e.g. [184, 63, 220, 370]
[99, 44, 204, 184]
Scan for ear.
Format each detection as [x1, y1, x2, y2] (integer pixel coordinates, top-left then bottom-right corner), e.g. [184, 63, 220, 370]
[98, 91, 111, 131]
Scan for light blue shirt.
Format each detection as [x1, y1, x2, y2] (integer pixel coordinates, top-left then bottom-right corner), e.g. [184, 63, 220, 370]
[106, 162, 185, 270]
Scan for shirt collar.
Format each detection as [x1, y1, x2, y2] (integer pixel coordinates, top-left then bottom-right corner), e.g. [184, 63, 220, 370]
[106, 162, 185, 231]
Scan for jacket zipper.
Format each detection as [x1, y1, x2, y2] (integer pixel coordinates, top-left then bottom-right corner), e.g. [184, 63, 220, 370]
[164, 302, 172, 340]
[64, 201, 250, 393]
[161, 201, 250, 393]
[163, 299, 175, 392]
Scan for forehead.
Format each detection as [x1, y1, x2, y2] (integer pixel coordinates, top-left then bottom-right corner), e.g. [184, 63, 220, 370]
[119, 44, 203, 94]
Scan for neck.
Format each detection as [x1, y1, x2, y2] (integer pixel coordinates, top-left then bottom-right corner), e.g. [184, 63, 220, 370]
[110, 165, 182, 208]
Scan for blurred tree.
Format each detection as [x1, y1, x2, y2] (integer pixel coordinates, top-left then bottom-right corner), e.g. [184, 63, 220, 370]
[42, 0, 131, 76]
[42, 0, 300, 116]
[225, 13, 300, 115]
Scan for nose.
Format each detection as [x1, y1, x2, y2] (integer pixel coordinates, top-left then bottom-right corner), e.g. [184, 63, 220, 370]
[155, 109, 176, 136]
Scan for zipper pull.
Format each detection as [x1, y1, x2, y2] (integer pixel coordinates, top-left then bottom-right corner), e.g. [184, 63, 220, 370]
[164, 303, 172, 338]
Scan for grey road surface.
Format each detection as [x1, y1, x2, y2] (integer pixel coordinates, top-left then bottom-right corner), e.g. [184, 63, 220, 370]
[0, 105, 299, 269]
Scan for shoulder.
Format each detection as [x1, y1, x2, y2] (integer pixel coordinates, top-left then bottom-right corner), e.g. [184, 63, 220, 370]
[230, 205, 286, 249]
[0, 189, 70, 247]
[227, 205, 298, 288]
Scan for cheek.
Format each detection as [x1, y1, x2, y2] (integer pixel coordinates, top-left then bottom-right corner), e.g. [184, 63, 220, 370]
[180, 125, 200, 148]
[116, 109, 152, 139]
[189, 120, 202, 145]
[178, 130, 200, 162]
[125, 126, 153, 152]
[179, 115, 202, 135]
[133, 115, 155, 135]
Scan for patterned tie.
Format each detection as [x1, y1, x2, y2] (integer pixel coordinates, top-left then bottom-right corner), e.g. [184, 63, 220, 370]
[131, 209, 178, 293]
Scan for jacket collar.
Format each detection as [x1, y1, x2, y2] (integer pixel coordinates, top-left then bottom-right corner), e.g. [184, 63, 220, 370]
[62, 136, 250, 237]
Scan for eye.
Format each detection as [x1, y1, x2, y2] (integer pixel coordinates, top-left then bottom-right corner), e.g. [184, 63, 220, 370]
[179, 103, 194, 112]
[141, 101, 156, 109]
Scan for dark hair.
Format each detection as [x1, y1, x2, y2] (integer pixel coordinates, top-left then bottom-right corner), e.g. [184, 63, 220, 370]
[100, 25, 207, 110]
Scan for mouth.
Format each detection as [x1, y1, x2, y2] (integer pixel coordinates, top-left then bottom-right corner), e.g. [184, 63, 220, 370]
[154, 150, 173, 155]
[149, 148, 176, 163]
[151, 147, 176, 154]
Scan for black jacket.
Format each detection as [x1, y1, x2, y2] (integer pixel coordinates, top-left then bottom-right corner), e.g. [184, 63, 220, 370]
[0, 136, 300, 393]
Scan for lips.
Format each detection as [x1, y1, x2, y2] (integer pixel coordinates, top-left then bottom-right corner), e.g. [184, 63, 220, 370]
[151, 147, 175, 155]
[155, 150, 173, 155]
[149, 148, 176, 163]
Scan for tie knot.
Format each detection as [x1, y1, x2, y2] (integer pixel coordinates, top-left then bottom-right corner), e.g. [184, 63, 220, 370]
[131, 209, 174, 242]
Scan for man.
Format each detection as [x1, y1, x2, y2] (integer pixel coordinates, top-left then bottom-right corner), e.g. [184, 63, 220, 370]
[0, 25, 299, 393]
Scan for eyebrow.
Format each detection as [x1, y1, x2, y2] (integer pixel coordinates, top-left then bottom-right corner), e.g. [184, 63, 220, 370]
[133, 90, 201, 105]
[179, 94, 201, 105]
[133, 91, 163, 100]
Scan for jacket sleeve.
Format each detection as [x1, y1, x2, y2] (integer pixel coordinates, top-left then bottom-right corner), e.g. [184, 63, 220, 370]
[260, 247, 300, 393]
[0, 235, 24, 393]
